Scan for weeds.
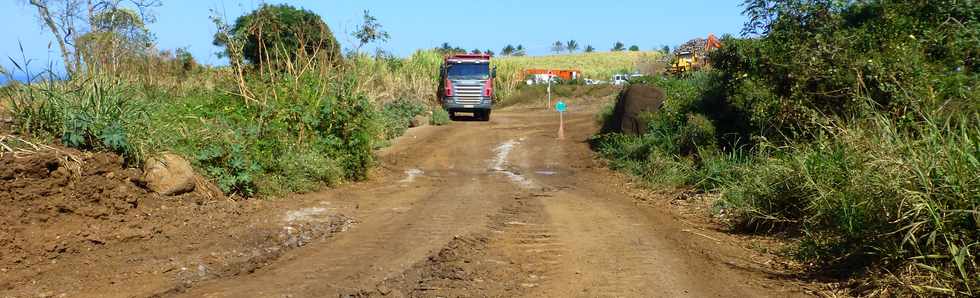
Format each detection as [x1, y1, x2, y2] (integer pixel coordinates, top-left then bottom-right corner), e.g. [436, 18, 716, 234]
[7, 75, 148, 164]
[718, 112, 979, 294]
[429, 108, 450, 126]
[380, 99, 427, 140]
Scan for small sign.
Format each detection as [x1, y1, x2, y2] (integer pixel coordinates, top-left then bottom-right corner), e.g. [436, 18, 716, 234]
[555, 101, 567, 113]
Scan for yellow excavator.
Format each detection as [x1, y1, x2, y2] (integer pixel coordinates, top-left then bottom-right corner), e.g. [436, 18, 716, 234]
[668, 34, 722, 75]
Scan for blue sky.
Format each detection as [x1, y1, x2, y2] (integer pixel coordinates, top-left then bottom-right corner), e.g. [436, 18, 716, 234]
[1, 0, 747, 80]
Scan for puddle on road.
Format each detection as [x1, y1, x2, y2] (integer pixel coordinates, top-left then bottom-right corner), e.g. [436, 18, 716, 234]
[400, 168, 424, 183]
[491, 140, 535, 188]
[284, 207, 331, 223]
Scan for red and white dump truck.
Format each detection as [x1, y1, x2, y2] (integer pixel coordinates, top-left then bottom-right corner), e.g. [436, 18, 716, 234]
[438, 53, 497, 121]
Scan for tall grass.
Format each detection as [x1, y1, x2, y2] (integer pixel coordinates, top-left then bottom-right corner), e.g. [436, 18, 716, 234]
[719, 112, 979, 295]
[349, 50, 661, 105]
[494, 51, 661, 99]
[6, 71, 149, 164]
[594, 71, 979, 294]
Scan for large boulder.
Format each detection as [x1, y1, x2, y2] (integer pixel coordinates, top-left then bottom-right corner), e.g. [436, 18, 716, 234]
[142, 153, 196, 196]
[602, 85, 666, 135]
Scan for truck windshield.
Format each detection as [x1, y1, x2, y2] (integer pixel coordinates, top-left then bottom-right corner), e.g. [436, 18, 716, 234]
[447, 63, 490, 80]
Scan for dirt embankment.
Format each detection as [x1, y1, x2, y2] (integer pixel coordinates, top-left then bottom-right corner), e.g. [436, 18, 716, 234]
[0, 146, 352, 297]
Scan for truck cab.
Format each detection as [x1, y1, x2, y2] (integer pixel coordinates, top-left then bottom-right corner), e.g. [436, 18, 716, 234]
[439, 54, 496, 121]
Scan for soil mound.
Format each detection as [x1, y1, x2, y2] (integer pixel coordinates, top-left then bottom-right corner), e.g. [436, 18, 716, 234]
[602, 84, 665, 135]
[0, 146, 356, 297]
[1, 151, 159, 267]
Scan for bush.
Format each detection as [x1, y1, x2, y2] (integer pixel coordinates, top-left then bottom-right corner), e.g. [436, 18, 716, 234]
[720, 114, 979, 293]
[214, 3, 341, 68]
[380, 99, 427, 140]
[195, 140, 259, 197]
[593, 1, 979, 293]
[430, 108, 450, 126]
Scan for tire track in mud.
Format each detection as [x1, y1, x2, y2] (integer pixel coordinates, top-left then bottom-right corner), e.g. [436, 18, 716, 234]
[376, 191, 570, 297]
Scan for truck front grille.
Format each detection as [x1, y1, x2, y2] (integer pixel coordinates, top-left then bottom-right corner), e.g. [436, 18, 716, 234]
[453, 82, 485, 105]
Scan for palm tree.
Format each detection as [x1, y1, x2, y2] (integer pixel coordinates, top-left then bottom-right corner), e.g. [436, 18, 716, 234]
[551, 41, 564, 54]
[502, 44, 515, 56]
[566, 40, 579, 53]
[585, 45, 595, 53]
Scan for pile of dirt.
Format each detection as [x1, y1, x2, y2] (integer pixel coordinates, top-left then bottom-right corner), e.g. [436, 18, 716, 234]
[601, 84, 665, 135]
[0, 147, 354, 296]
[0, 150, 179, 269]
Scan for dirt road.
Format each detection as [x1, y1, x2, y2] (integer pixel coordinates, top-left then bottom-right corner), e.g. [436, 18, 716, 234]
[157, 99, 808, 297]
[0, 97, 809, 297]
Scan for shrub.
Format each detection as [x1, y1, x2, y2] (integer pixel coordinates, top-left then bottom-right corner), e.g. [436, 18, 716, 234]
[380, 99, 427, 140]
[214, 3, 341, 68]
[430, 108, 450, 126]
[195, 140, 259, 197]
[720, 113, 979, 293]
[593, 0, 979, 293]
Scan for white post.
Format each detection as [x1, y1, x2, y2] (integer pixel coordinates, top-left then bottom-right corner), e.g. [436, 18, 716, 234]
[547, 72, 552, 110]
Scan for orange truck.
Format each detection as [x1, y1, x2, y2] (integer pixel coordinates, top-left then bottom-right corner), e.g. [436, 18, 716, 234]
[523, 69, 581, 84]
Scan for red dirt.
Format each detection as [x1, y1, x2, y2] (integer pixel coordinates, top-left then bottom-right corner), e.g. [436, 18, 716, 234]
[0, 148, 353, 297]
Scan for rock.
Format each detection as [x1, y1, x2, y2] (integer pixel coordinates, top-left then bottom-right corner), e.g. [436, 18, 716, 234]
[142, 153, 196, 196]
[602, 85, 665, 135]
[410, 115, 429, 128]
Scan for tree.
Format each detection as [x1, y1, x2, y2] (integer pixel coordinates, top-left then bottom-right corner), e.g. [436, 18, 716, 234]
[436, 42, 466, 55]
[514, 45, 526, 56]
[438, 42, 454, 54]
[77, 7, 155, 72]
[485, 49, 495, 56]
[629, 45, 640, 51]
[566, 40, 579, 53]
[352, 10, 389, 54]
[585, 45, 595, 53]
[26, 0, 161, 77]
[471, 49, 482, 54]
[611, 41, 625, 51]
[213, 4, 341, 68]
[551, 41, 564, 54]
[501, 44, 515, 56]
[660, 45, 670, 54]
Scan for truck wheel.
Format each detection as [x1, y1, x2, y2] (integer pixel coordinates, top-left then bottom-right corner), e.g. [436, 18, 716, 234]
[480, 110, 492, 122]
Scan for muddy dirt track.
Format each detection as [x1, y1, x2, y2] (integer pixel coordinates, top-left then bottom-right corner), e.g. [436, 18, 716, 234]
[2, 98, 813, 297]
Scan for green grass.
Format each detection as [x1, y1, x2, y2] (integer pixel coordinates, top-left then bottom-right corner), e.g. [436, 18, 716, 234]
[6, 77, 150, 164]
[429, 108, 450, 126]
[718, 113, 979, 294]
[593, 71, 978, 294]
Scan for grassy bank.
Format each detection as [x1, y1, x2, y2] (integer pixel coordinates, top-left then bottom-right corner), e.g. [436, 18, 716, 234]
[3, 50, 443, 197]
[2, 46, 654, 198]
[593, 1, 978, 295]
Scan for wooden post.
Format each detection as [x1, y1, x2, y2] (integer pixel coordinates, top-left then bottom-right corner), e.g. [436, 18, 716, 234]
[558, 111, 565, 140]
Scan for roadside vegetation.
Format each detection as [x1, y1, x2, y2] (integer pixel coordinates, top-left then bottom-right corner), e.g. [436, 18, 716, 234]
[594, 0, 978, 295]
[3, 3, 428, 197]
[1, 2, 655, 198]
